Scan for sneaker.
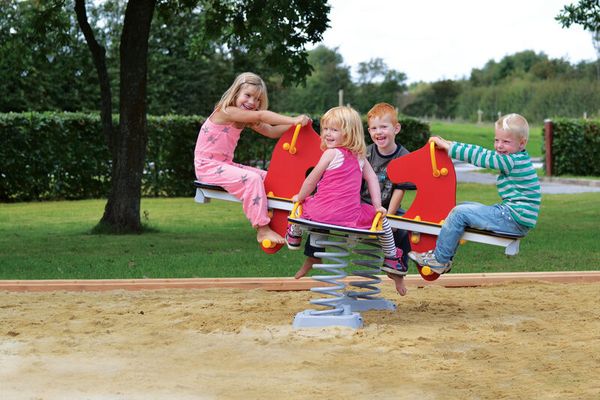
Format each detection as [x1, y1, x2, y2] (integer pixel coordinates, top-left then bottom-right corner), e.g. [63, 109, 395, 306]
[381, 248, 408, 276]
[408, 250, 452, 274]
[285, 226, 302, 250]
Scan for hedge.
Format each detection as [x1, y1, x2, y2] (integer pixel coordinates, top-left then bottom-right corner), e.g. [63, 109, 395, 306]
[543, 118, 600, 177]
[0, 112, 430, 202]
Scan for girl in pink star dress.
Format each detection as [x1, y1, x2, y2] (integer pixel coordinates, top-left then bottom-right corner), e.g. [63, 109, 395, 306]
[287, 106, 407, 295]
[194, 72, 310, 245]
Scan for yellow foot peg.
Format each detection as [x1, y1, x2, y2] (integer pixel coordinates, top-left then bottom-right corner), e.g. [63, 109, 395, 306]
[421, 266, 433, 276]
[262, 239, 277, 249]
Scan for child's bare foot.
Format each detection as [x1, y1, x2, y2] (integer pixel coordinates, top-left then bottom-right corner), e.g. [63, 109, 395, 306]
[387, 273, 407, 296]
[294, 257, 321, 279]
[256, 225, 284, 244]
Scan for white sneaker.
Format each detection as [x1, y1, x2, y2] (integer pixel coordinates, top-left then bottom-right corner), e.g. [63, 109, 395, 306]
[408, 250, 452, 274]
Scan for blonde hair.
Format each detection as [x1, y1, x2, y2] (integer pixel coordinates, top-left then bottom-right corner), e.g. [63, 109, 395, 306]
[367, 102, 398, 124]
[215, 72, 269, 111]
[320, 106, 366, 155]
[495, 113, 529, 142]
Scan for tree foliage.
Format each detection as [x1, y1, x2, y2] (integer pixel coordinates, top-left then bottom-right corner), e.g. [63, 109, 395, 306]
[272, 49, 408, 115]
[556, 0, 600, 79]
[195, 0, 330, 86]
[352, 58, 407, 113]
[272, 45, 354, 114]
[65, 0, 331, 233]
[556, 0, 600, 33]
[402, 49, 600, 122]
[0, 0, 99, 112]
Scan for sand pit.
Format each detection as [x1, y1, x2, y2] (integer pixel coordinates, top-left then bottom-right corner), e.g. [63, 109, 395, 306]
[1, 281, 599, 399]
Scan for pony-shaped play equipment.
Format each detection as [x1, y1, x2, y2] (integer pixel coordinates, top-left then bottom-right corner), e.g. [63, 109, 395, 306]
[194, 125, 525, 327]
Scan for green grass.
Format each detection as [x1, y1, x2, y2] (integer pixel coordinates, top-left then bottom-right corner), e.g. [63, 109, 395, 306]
[429, 120, 544, 158]
[1, 188, 599, 280]
[0, 199, 305, 279]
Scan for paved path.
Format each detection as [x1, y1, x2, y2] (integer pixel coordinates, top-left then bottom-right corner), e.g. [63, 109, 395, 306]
[454, 160, 600, 194]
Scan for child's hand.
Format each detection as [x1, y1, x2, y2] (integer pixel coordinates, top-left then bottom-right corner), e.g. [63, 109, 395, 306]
[294, 115, 311, 127]
[291, 194, 299, 203]
[376, 206, 387, 215]
[429, 135, 451, 151]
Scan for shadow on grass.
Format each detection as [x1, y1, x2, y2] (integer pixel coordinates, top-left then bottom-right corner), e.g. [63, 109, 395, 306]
[91, 220, 160, 235]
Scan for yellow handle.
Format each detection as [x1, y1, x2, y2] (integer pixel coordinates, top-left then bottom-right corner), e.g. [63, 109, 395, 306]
[430, 141, 448, 178]
[283, 124, 302, 154]
[370, 212, 384, 232]
[290, 201, 303, 219]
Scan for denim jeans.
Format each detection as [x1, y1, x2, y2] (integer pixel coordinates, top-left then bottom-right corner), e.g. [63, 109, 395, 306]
[434, 202, 529, 264]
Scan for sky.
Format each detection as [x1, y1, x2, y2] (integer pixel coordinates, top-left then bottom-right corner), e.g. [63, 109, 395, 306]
[313, 0, 597, 83]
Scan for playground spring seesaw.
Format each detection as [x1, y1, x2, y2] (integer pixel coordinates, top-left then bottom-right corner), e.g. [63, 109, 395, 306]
[194, 123, 525, 328]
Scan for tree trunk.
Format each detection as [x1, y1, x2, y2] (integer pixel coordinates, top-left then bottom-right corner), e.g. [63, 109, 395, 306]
[100, 0, 156, 233]
[74, 0, 114, 154]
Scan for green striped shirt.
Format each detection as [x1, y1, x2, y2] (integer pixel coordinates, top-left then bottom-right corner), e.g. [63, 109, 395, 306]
[450, 142, 541, 228]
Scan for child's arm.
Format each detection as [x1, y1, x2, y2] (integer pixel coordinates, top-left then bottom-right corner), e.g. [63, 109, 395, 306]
[451, 141, 516, 174]
[222, 107, 310, 139]
[251, 121, 298, 138]
[363, 160, 386, 213]
[387, 189, 405, 215]
[293, 149, 336, 203]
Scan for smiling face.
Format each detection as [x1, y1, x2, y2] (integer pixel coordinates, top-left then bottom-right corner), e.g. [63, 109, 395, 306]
[494, 129, 526, 155]
[321, 123, 345, 149]
[234, 84, 261, 111]
[367, 115, 400, 154]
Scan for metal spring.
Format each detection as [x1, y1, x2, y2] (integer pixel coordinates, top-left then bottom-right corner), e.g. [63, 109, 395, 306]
[345, 238, 385, 300]
[308, 234, 351, 316]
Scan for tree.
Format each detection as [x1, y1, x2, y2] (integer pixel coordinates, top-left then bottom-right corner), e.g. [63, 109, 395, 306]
[469, 51, 551, 86]
[0, 1, 99, 112]
[556, 0, 600, 80]
[353, 58, 407, 113]
[273, 45, 353, 115]
[72, 0, 329, 233]
[402, 80, 462, 119]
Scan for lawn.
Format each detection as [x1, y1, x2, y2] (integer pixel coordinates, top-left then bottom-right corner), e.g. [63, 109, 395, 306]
[1, 185, 599, 280]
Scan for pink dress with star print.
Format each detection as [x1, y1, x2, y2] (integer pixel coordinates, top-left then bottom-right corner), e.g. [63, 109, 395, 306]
[194, 117, 270, 227]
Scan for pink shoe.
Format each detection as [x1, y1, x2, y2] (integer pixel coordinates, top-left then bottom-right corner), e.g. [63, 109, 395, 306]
[382, 248, 408, 276]
[285, 225, 302, 250]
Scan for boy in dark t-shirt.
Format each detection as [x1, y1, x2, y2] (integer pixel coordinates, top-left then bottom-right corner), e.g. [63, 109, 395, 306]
[295, 103, 412, 296]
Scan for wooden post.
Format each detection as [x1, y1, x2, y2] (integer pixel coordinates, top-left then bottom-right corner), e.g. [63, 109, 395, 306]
[544, 119, 553, 177]
[338, 89, 344, 107]
[477, 109, 483, 124]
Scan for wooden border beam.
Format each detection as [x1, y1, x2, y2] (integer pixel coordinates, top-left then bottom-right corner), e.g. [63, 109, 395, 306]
[1, 271, 599, 292]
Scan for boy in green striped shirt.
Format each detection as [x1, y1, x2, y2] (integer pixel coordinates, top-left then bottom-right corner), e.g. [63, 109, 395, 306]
[408, 113, 541, 274]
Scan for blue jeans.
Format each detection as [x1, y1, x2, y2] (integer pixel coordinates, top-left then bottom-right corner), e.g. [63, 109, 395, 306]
[434, 202, 529, 263]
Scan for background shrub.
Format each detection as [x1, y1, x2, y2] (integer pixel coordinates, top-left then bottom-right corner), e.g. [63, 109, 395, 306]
[543, 118, 600, 176]
[1, 112, 430, 201]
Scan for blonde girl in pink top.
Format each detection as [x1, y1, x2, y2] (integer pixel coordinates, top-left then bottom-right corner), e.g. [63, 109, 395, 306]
[287, 106, 408, 296]
[194, 72, 310, 245]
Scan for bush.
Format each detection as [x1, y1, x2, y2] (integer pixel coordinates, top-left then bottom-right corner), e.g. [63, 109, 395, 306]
[543, 118, 600, 176]
[0, 112, 430, 201]
[0, 112, 111, 201]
